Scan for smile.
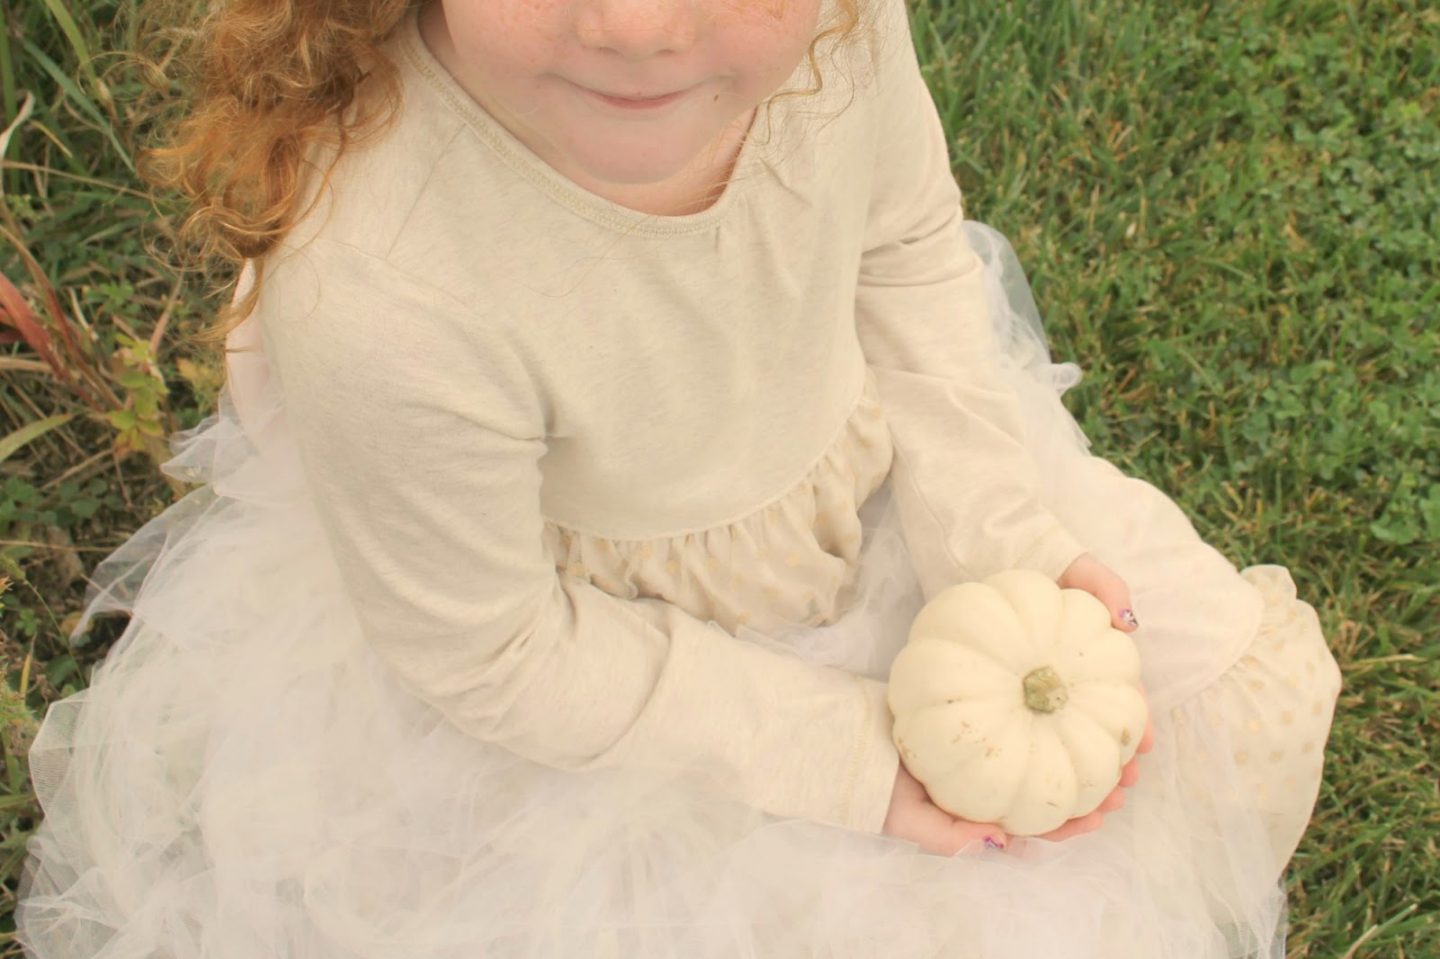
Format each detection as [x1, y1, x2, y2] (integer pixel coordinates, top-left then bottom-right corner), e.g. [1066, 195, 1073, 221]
[575, 82, 691, 110]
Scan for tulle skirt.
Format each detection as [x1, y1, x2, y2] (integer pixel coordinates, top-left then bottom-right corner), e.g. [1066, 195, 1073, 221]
[15, 223, 1341, 959]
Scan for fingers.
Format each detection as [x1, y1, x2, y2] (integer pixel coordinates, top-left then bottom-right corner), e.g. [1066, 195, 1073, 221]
[1095, 571, 1137, 633]
[1133, 683, 1156, 755]
[942, 819, 1007, 857]
[1097, 787, 1126, 813]
[1111, 602, 1137, 635]
[1118, 708, 1152, 787]
[1119, 713, 1152, 786]
[900, 794, 1008, 857]
[1109, 570, 1137, 632]
[1056, 553, 1139, 634]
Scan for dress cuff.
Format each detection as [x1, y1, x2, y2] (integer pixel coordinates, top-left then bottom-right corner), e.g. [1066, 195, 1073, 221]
[844, 675, 902, 834]
[1012, 522, 1090, 583]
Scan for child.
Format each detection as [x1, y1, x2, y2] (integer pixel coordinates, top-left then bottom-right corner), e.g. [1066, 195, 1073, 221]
[15, 0, 1342, 956]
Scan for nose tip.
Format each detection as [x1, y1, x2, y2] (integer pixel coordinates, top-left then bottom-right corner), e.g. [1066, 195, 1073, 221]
[574, 2, 698, 58]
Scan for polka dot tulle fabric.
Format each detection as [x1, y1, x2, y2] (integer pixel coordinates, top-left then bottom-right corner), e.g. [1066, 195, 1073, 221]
[1171, 564, 1342, 870]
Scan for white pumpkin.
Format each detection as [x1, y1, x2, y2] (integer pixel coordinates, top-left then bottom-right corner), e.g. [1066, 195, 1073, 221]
[886, 568, 1148, 836]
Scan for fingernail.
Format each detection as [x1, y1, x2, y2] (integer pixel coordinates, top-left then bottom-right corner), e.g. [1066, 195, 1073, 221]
[984, 836, 1005, 851]
[1119, 608, 1139, 630]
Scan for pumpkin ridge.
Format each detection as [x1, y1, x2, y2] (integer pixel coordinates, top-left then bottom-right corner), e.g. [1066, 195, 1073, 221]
[890, 641, 1019, 713]
[1064, 731, 1084, 812]
[1061, 690, 1114, 731]
[1064, 683, 1148, 750]
[1050, 709, 1124, 816]
[935, 639, 1019, 680]
[1051, 703, 1113, 751]
[904, 694, 1019, 754]
[997, 711, 1041, 819]
[940, 707, 1033, 822]
[911, 695, 1019, 738]
[1027, 719, 1081, 833]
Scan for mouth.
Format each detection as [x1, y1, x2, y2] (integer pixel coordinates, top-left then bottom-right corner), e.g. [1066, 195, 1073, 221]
[575, 82, 691, 110]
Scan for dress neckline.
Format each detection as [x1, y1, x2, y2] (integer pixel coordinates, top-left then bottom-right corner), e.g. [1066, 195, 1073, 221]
[393, 6, 774, 236]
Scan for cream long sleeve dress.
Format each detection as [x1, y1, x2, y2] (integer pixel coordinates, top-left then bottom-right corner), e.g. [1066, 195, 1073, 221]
[13, 0, 1341, 956]
[253, 0, 1099, 837]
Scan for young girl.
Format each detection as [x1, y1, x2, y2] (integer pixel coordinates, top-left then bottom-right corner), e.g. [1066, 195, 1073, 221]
[15, 0, 1342, 956]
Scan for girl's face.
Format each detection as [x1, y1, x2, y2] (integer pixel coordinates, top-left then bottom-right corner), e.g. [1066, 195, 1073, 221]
[417, 0, 822, 198]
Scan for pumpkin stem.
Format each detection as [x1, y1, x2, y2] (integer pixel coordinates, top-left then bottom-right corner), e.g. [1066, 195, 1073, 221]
[1022, 666, 1069, 713]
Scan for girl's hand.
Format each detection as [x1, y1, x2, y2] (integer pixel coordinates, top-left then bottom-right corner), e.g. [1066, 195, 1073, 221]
[1057, 551, 1141, 634]
[881, 704, 1153, 856]
[881, 761, 1010, 857]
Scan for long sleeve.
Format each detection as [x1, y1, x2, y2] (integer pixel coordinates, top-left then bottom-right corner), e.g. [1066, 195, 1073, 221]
[854, 0, 1089, 601]
[256, 237, 900, 835]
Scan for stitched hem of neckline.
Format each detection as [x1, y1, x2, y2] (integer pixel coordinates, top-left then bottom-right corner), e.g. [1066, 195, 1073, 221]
[394, 6, 768, 237]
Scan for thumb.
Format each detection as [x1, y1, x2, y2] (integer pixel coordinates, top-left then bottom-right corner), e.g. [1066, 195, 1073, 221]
[1111, 592, 1140, 633]
[1063, 555, 1140, 633]
[1092, 577, 1139, 633]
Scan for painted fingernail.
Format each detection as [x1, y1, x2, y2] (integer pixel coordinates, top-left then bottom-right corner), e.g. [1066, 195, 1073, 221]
[984, 836, 1005, 851]
[1119, 608, 1139, 629]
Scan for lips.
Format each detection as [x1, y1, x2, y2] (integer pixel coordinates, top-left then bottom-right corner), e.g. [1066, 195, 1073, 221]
[594, 89, 682, 101]
[573, 80, 692, 108]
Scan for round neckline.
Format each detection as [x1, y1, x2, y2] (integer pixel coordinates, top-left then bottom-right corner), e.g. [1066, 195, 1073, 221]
[394, 6, 776, 236]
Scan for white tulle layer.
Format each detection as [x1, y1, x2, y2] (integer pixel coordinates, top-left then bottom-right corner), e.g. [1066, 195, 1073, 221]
[14, 223, 1339, 959]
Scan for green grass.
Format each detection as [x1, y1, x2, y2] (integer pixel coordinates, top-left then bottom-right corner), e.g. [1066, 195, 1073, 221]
[1, 0, 1437, 956]
[911, 1, 1439, 954]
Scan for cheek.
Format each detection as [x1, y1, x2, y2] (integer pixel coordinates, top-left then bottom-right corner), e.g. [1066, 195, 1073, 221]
[719, 0, 824, 73]
[447, 0, 566, 72]
[709, 0, 817, 23]
[728, 30, 821, 92]
[719, 0, 822, 32]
